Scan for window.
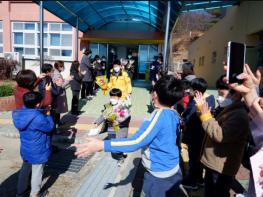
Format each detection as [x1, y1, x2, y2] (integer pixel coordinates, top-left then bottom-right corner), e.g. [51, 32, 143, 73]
[24, 33, 35, 45]
[90, 43, 99, 57]
[37, 33, 48, 46]
[25, 23, 35, 30]
[0, 47, 3, 53]
[50, 49, 60, 56]
[211, 51, 217, 64]
[14, 47, 24, 54]
[12, 22, 73, 59]
[62, 24, 72, 31]
[0, 21, 2, 30]
[14, 33, 23, 44]
[24, 48, 35, 55]
[62, 49, 72, 57]
[199, 56, 205, 67]
[61, 34, 72, 46]
[13, 23, 23, 30]
[0, 32, 2, 44]
[201, 56, 205, 66]
[50, 23, 60, 31]
[50, 34, 60, 46]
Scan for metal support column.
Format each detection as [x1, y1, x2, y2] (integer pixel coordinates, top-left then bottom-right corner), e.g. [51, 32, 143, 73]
[39, 1, 44, 72]
[163, 1, 171, 71]
[75, 17, 79, 61]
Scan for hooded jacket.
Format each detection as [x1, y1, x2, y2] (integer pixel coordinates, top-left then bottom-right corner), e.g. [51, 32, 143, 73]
[12, 108, 54, 164]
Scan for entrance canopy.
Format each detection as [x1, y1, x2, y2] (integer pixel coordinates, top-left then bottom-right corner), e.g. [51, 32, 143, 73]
[35, 1, 181, 32]
[35, 1, 239, 33]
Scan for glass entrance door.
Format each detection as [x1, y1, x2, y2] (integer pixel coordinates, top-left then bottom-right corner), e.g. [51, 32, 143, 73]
[138, 44, 158, 79]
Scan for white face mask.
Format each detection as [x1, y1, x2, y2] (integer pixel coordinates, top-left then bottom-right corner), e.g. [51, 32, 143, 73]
[113, 66, 120, 73]
[217, 96, 233, 108]
[110, 98, 119, 106]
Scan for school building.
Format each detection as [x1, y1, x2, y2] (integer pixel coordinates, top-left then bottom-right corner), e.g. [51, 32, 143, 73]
[188, 1, 263, 87]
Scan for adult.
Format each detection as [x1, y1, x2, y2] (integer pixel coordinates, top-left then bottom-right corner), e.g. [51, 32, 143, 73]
[38, 64, 63, 127]
[52, 61, 73, 124]
[108, 59, 132, 101]
[101, 56, 107, 76]
[70, 61, 85, 115]
[80, 48, 94, 100]
[14, 69, 52, 109]
[181, 62, 196, 82]
[94, 55, 104, 77]
[126, 59, 135, 80]
[225, 64, 263, 196]
[194, 76, 250, 197]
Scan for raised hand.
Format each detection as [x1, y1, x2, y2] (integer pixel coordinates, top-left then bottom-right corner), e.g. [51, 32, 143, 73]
[194, 91, 205, 106]
[73, 137, 104, 158]
[224, 64, 255, 95]
[38, 73, 46, 79]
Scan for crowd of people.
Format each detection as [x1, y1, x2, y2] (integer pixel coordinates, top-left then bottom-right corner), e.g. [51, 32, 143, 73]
[3, 48, 135, 197]
[1, 46, 263, 197]
[74, 61, 263, 197]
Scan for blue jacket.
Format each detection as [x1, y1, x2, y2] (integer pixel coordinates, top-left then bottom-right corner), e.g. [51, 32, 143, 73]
[104, 109, 181, 178]
[182, 93, 215, 146]
[12, 108, 54, 164]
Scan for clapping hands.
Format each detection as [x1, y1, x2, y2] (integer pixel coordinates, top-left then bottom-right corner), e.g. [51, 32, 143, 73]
[194, 92, 211, 115]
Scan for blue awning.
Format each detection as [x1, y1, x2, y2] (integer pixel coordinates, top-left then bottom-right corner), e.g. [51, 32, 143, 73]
[34, 1, 239, 33]
[34, 1, 182, 32]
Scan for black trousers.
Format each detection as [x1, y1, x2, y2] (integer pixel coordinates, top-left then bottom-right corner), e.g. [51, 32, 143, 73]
[187, 144, 204, 183]
[204, 167, 233, 197]
[81, 81, 93, 98]
[71, 90, 80, 114]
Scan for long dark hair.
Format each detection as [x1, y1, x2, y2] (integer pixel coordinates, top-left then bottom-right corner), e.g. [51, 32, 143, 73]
[70, 61, 80, 72]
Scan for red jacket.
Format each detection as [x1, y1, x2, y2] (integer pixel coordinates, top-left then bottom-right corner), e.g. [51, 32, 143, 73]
[14, 85, 52, 109]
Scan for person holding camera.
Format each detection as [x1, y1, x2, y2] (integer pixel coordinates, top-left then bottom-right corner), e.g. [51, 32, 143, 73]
[14, 69, 52, 109]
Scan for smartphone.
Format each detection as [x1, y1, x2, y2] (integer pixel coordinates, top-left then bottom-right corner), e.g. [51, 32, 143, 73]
[226, 41, 246, 84]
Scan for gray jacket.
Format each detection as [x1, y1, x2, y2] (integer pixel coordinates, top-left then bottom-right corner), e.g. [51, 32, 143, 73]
[80, 55, 94, 82]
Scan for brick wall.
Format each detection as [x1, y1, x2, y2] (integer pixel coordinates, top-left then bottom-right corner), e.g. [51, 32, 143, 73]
[0, 95, 16, 111]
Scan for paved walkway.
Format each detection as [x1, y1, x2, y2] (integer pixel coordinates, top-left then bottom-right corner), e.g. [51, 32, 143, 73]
[0, 81, 249, 197]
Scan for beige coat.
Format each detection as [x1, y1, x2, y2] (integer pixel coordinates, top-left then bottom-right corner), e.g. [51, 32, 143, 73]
[52, 69, 69, 113]
[200, 101, 250, 176]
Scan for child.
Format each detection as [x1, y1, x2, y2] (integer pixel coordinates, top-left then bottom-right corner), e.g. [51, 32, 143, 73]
[107, 59, 132, 101]
[94, 88, 131, 165]
[182, 78, 215, 190]
[74, 75, 184, 197]
[13, 92, 54, 197]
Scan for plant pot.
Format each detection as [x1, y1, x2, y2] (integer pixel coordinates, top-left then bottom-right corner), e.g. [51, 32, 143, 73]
[0, 95, 16, 111]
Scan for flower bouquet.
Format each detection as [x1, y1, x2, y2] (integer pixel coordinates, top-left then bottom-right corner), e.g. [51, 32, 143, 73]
[102, 104, 120, 132]
[95, 75, 108, 95]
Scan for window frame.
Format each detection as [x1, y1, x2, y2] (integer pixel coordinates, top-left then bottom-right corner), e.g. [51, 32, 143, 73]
[12, 21, 73, 60]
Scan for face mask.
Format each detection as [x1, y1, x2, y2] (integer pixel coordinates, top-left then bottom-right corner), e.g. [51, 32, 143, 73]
[217, 96, 233, 108]
[110, 98, 119, 106]
[114, 67, 120, 73]
[128, 55, 132, 59]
